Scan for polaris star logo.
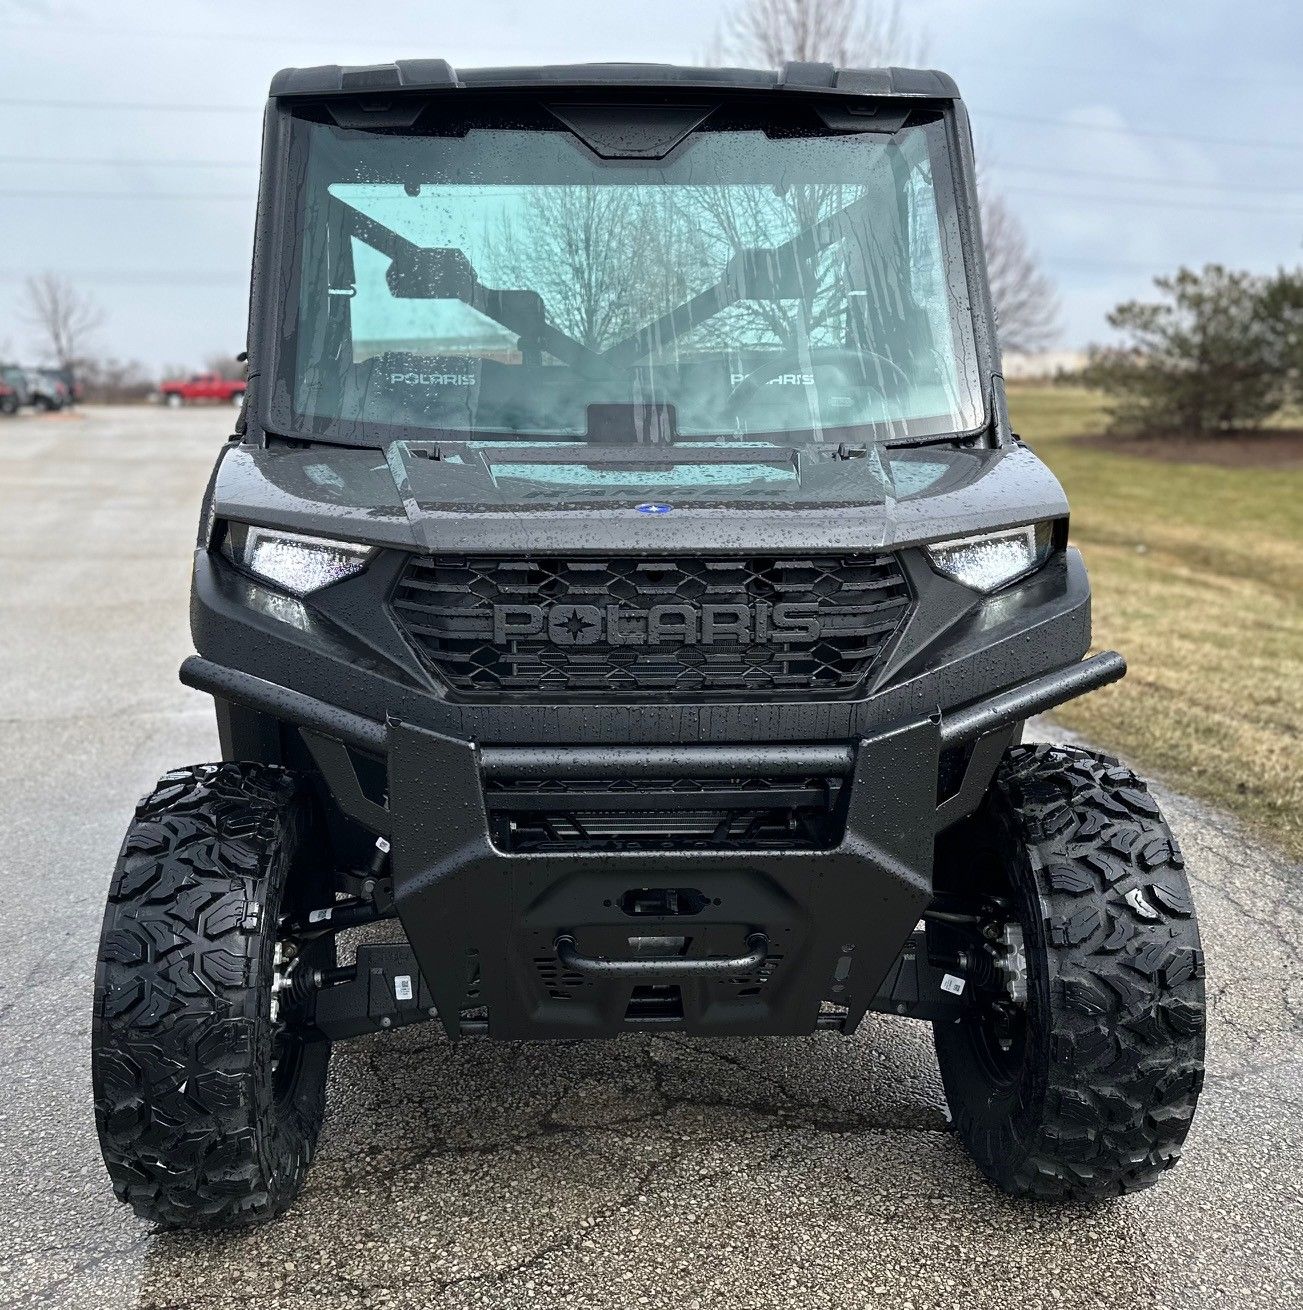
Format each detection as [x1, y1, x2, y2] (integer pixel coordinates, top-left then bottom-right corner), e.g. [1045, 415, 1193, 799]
[492, 601, 822, 647]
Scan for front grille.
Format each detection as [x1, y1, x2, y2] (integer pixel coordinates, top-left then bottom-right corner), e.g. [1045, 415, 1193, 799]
[486, 774, 846, 853]
[390, 554, 912, 701]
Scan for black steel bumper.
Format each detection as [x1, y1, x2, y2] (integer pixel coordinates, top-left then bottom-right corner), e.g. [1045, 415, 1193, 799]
[180, 650, 1124, 1041]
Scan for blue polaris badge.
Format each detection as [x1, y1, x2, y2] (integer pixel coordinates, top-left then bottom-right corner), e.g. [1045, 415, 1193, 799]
[635, 502, 673, 514]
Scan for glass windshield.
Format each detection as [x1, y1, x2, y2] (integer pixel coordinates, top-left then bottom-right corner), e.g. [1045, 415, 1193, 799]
[282, 106, 984, 455]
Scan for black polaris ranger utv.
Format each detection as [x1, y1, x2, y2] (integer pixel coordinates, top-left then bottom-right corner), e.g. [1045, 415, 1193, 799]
[92, 60, 1205, 1227]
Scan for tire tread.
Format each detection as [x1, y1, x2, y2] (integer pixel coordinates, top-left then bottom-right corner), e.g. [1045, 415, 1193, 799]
[92, 762, 328, 1228]
[938, 743, 1206, 1201]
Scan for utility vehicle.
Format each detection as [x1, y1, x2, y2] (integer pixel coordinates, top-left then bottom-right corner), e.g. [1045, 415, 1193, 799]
[157, 371, 247, 408]
[92, 60, 1205, 1227]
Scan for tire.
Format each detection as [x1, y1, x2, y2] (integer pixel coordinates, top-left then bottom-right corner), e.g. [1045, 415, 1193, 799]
[0, 396, 16, 416]
[165, 392, 184, 408]
[933, 744, 1205, 1200]
[93, 762, 334, 1227]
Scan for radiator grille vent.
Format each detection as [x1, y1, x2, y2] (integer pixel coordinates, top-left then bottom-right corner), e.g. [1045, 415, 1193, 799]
[391, 553, 912, 701]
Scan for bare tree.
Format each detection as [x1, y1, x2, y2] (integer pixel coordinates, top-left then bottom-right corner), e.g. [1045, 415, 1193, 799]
[21, 273, 104, 377]
[495, 188, 646, 350]
[493, 187, 715, 353]
[494, 180, 861, 364]
[714, 0, 1061, 353]
[203, 352, 247, 381]
[76, 356, 155, 404]
[717, 0, 926, 67]
[679, 182, 857, 353]
[980, 192, 1060, 353]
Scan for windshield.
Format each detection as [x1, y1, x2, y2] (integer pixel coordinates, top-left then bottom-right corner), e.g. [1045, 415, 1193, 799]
[279, 104, 984, 460]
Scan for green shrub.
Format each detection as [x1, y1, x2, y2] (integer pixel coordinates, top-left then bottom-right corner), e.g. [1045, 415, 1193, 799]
[1084, 264, 1291, 434]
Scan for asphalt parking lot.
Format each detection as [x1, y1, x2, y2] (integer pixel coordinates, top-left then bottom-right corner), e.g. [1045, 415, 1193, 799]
[1, 405, 1300, 1310]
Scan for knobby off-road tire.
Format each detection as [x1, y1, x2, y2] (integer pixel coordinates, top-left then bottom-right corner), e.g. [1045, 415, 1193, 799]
[93, 763, 333, 1227]
[934, 744, 1205, 1200]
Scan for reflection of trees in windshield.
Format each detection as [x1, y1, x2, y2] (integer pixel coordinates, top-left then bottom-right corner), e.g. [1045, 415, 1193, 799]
[676, 183, 859, 356]
[491, 184, 861, 360]
[495, 189, 638, 351]
[493, 187, 712, 352]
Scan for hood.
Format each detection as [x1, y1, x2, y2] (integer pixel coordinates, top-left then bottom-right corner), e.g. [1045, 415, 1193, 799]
[212, 438, 1069, 555]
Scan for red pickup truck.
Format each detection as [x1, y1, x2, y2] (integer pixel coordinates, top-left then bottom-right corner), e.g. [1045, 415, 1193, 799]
[157, 373, 246, 408]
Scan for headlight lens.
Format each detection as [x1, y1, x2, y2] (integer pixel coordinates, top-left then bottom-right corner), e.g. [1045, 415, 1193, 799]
[925, 522, 1055, 593]
[220, 523, 372, 596]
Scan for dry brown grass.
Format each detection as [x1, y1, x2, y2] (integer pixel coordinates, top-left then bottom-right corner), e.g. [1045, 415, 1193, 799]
[1008, 384, 1303, 860]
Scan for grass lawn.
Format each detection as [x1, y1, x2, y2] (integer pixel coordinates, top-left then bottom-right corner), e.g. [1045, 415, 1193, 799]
[1008, 384, 1303, 861]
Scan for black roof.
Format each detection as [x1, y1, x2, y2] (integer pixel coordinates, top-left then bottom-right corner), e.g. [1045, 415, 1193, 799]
[269, 60, 960, 102]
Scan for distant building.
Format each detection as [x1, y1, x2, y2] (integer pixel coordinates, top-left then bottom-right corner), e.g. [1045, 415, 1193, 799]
[1002, 350, 1087, 380]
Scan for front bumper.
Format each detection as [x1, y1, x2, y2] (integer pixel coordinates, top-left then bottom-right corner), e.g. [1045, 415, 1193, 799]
[388, 716, 940, 1040]
[181, 650, 1124, 1040]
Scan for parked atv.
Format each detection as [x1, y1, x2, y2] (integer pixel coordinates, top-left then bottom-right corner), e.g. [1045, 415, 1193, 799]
[92, 59, 1205, 1228]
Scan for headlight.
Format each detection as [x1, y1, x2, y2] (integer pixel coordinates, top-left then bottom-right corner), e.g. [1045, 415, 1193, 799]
[925, 522, 1055, 593]
[220, 523, 372, 596]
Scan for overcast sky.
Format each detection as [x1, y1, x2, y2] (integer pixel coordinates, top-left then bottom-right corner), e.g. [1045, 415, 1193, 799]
[2, 0, 1301, 371]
